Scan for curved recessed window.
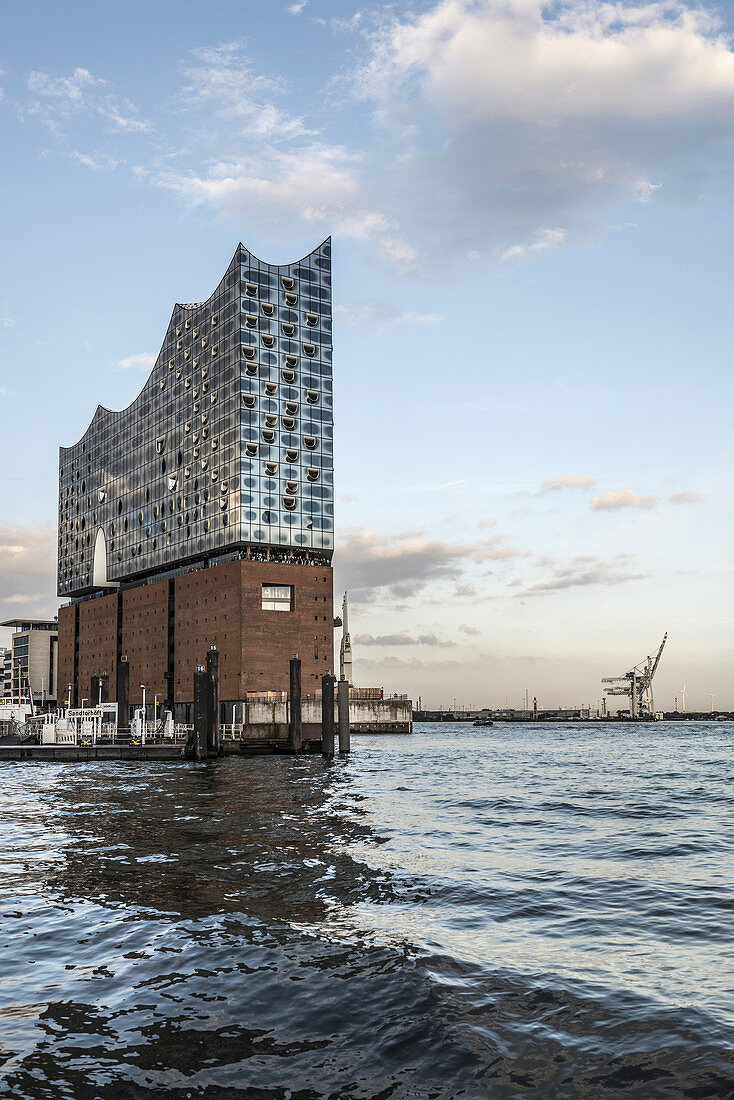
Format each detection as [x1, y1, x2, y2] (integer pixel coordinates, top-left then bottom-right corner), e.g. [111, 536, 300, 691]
[156, 436, 166, 455]
[265, 461, 278, 476]
[185, 420, 192, 433]
[261, 302, 274, 317]
[245, 362, 258, 377]
[285, 291, 297, 306]
[185, 318, 191, 331]
[303, 342, 316, 357]
[177, 338, 183, 349]
[286, 480, 298, 494]
[201, 413, 209, 425]
[245, 313, 258, 329]
[160, 379, 166, 390]
[262, 334, 275, 348]
[185, 465, 191, 478]
[281, 275, 294, 290]
[243, 394, 256, 409]
[169, 359, 175, 370]
[265, 413, 278, 428]
[185, 377, 192, 389]
[262, 428, 275, 443]
[283, 495, 296, 511]
[193, 445, 200, 457]
[285, 448, 298, 463]
[211, 344, 219, 357]
[306, 389, 319, 405]
[220, 480, 228, 494]
[168, 475, 177, 491]
[245, 442, 258, 457]
[265, 382, 278, 397]
[304, 436, 317, 450]
[184, 349, 190, 361]
[305, 312, 318, 327]
[212, 313, 219, 326]
[211, 468, 219, 482]
[193, 400, 200, 413]
[200, 363, 207, 377]
[281, 322, 295, 337]
[245, 282, 258, 297]
[202, 379, 209, 392]
[306, 467, 320, 482]
[201, 457, 208, 470]
[210, 391, 218, 405]
[285, 400, 298, 415]
[282, 415, 295, 431]
[202, 335, 209, 348]
[98, 488, 106, 503]
[263, 510, 271, 524]
[118, 500, 123, 514]
[242, 345, 256, 361]
[211, 437, 219, 451]
[282, 368, 295, 383]
[285, 353, 297, 367]
[193, 330, 198, 340]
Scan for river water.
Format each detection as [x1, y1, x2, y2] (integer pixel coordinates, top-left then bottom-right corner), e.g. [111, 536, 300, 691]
[0, 722, 732, 1098]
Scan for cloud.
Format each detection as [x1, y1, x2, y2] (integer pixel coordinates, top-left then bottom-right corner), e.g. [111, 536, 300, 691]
[114, 352, 156, 372]
[335, 300, 445, 329]
[0, 523, 57, 578]
[355, 632, 455, 647]
[4, 593, 47, 605]
[0, 387, 16, 397]
[287, 0, 308, 12]
[0, 302, 17, 328]
[668, 490, 706, 505]
[350, 0, 734, 263]
[334, 525, 502, 601]
[459, 623, 480, 635]
[26, 67, 150, 133]
[438, 479, 467, 489]
[521, 555, 647, 596]
[71, 151, 122, 170]
[339, 493, 359, 502]
[542, 473, 597, 492]
[590, 489, 657, 511]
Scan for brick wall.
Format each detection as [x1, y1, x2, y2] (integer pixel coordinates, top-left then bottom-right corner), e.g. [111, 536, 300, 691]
[56, 559, 335, 706]
[77, 593, 117, 702]
[57, 604, 76, 705]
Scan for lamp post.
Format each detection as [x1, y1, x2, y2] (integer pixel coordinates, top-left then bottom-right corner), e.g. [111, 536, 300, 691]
[154, 694, 158, 730]
[140, 684, 146, 742]
[81, 698, 88, 709]
[67, 683, 73, 710]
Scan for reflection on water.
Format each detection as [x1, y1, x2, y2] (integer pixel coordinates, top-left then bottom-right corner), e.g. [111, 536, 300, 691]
[0, 723, 732, 1097]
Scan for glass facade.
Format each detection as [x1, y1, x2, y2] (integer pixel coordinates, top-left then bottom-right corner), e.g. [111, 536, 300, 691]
[57, 240, 334, 597]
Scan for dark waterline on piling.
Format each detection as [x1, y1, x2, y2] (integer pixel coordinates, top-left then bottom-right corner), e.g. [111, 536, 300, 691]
[0, 722, 732, 1097]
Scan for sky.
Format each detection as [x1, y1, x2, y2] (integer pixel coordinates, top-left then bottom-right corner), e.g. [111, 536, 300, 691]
[1, 0, 733, 710]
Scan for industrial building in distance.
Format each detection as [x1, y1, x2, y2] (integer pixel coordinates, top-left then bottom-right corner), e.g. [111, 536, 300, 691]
[56, 241, 337, 722]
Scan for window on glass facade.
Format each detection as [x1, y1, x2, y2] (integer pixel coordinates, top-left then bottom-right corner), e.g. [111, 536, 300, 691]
[245, 443, 258, 457]
[282, 368, 295, 383]
[306, 313, 318, 327]
[265, 382, 277, 396]
[285, 448, 298, 463]
[245, 282, 258, 297]
[283, 495, 296, 511]
[282, 322, 295, 337]
[304, 436, 317, 450]
[242, 346, 256, 360]
[243, 394, 256, 409]
[303, 343, 315, 357]
[306, 467, 320, 482]
[262, 334, 274, 348]
[262, 583, 292, 611]
[285, 291, 297, 306]
[265, 461, 278, 476]
[281, 276, 295, 290]
[261, 303, 274, 317]
[245, 314, 258, 329]
[306, 389, 319, 404]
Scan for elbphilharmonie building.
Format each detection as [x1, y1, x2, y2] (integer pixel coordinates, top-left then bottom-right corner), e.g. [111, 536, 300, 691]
[56, 241, 335, 716]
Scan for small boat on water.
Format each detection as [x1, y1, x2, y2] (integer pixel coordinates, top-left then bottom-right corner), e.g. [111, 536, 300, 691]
[473, 718, 494, 727]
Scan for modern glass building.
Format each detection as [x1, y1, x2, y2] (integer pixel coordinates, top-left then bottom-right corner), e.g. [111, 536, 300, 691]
[58, 239, 333, 598]
[56, 242, 335, 714]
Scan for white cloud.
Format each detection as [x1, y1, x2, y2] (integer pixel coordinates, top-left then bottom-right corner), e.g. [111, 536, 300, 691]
[438, 479, 467, 489]
[668, 490, 706, 505]
[26, 67, 150, 133]
[335, 301, 445, 328]
[590, 489, 658, 511]
[542, 473, 597, 492]
[71, 151, 122, 170]
[339, 493, 359, 502]
[0, 387, 16, 397]
[355, 631, 455, 647]
[287, 0, 308, 13]
[115, 352, 156, 372]
[0, 302, 17, 328]
[351, 0, 734, 262]
[521, 554, 647, 595]
[459, 623, 480, 635]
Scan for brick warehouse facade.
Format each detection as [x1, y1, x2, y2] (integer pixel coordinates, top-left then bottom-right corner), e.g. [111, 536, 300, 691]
[57, 560, 333, 718]
[56, 240, 336, 718]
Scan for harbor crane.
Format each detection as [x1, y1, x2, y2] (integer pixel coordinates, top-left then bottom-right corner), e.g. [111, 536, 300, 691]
[601, 633, 667, 719]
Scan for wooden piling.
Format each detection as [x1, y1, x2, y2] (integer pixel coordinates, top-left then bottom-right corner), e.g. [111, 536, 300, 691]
[289, 655, 303, 753]
[193, 665, 208, 760]
[321, 673, 335, 759]
[337, 677, 350, 753]
[116, 659, 129, 737]
[206, 646, 220, 755]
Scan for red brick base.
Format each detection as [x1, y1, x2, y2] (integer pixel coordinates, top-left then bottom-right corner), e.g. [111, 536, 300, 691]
[57, 560, 334, 709]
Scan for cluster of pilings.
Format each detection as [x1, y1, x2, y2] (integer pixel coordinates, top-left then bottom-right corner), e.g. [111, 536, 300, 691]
[187, 650, 350, 761]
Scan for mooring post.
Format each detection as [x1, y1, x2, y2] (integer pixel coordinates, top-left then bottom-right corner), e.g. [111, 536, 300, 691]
[116, 658, 129, 738]
[206, 646, 220, 755]
[193, 665, 209, 761]
[289, 654, 302, 753]
[321, 672, 335, 759]
[337, 677, 350, 753]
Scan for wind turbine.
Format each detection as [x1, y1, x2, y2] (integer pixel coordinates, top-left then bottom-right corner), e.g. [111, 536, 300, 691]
[680, 683, 687, 714]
